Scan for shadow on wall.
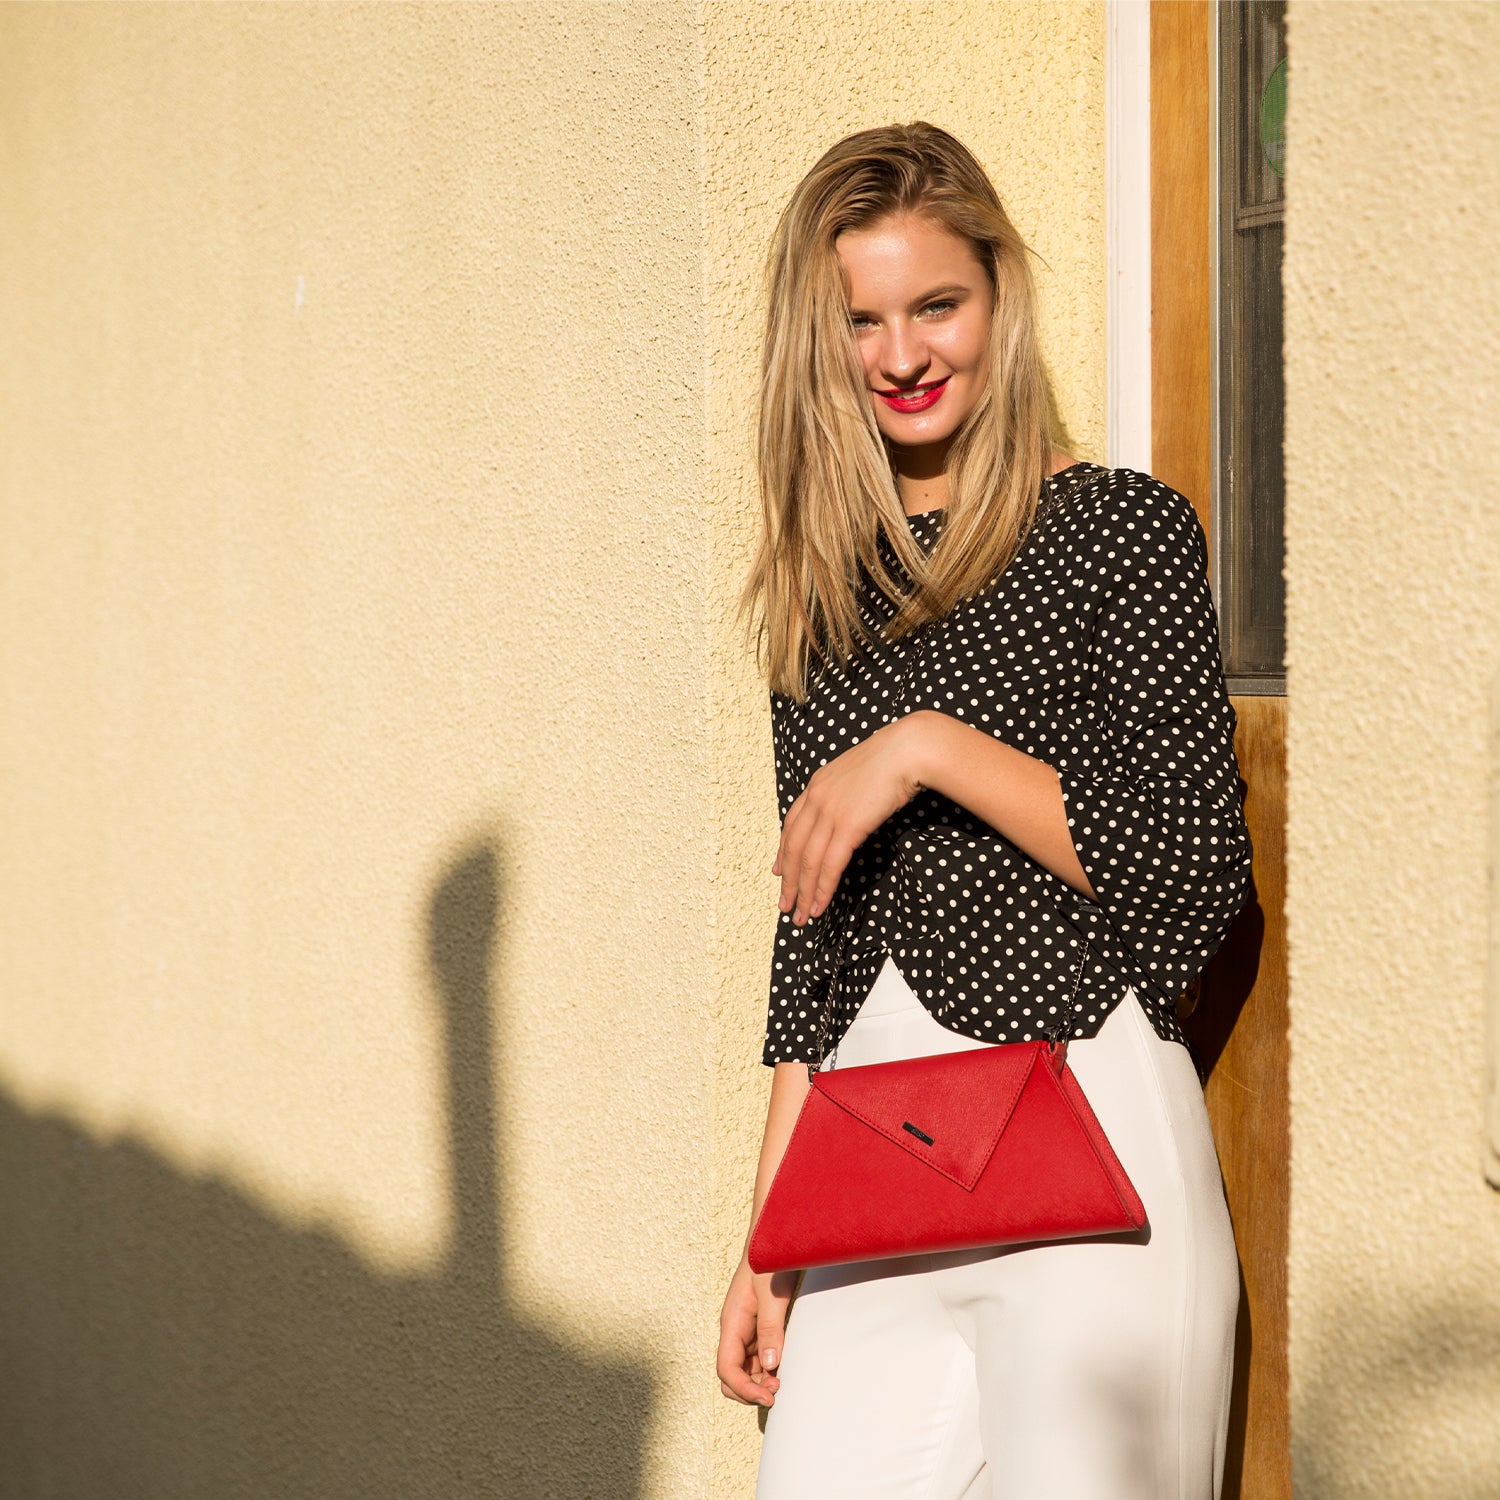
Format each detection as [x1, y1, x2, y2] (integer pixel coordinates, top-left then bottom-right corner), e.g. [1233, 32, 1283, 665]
[0, 839, 653, 1500]
[1295, 1294, 1500, 1498]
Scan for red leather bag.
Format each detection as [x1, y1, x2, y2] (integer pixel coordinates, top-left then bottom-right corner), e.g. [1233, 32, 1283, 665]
[747, 939, 1147, 1275]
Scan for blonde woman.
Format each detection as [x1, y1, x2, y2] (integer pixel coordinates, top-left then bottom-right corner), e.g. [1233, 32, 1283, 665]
[717, 123, 1253, 1500]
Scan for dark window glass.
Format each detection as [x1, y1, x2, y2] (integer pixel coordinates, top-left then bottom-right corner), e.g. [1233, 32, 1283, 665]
[1215, 0, 1286, 693]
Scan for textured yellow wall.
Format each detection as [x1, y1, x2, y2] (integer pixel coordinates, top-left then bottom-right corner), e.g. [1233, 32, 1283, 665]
[702, 4, 1105, 1490]
[0, 2, 1104, 1495]
[1284, 3, 1500, 1494]
[0, 4, 712, 1496]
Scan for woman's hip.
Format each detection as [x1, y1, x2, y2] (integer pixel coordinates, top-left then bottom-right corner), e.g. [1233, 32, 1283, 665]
[810, 954, 1239, 1300]
[773, 958, 1241, 1496]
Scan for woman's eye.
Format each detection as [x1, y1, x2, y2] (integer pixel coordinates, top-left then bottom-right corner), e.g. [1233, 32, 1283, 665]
[921, 300, 957, 317]
[849, 316, 874, 332]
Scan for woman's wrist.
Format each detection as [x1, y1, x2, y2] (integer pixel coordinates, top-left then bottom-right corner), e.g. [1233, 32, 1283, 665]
[889, 708, 1097, 899]
[894, 708, 952, 793]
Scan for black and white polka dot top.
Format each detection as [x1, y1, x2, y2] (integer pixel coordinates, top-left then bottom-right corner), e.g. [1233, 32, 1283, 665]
[760, 462, 1253, 1067]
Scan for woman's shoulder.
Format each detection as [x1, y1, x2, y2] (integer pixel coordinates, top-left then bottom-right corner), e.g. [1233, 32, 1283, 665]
[1044, 462, 1203, 555]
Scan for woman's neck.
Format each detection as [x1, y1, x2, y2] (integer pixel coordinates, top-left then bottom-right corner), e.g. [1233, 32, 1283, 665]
[893, 447, 1082, 518]
[893, 440, 952, 518]
[898, 476, 949, 518]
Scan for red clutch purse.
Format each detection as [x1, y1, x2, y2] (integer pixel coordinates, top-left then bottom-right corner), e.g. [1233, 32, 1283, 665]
[747, 938, 1147, 1275]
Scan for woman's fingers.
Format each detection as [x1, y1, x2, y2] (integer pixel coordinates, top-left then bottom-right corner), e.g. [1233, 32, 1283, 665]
[716, 1323, 775, 1406]
[718, 1265, 779, 1406]
[806, 833, 855, 918]
[777, 726, 915, 921]
[756, 1303, 788, 1381]
[774, 796, 811, 904]
[780, 790, 851, 920]
[779, 806, 860, 923]
[788, 817, 836, 923]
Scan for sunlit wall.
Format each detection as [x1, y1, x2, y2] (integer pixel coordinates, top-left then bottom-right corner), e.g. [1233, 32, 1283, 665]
[0, 4, 1105, 1496]
[1284, 2, 1500, 1493]
[0, 4, 710, 1495]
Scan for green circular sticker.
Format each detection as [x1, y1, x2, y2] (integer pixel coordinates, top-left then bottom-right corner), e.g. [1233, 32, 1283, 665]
[1260, 59, 1287, 178]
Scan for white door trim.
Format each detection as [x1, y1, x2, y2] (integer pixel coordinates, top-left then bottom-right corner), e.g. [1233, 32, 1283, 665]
[1106, 0, 1152, 474]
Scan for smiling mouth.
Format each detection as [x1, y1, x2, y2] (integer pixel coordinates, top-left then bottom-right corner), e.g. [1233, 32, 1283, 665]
[875, 377, 950, 412]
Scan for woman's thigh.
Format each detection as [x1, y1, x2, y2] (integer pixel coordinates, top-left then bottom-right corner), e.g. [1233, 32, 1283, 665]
[756, 968, 997, 1499]
[936, 987, 1239, 1500]
[754, 1251, 988, 1500]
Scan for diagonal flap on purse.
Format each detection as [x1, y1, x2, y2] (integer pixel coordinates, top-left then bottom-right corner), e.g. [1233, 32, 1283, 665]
[813, 1044, 1040, 1192]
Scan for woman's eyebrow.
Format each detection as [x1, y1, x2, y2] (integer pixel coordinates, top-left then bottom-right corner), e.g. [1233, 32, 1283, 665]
[910, 283, 971, 304]
[847, 283, 973, 316]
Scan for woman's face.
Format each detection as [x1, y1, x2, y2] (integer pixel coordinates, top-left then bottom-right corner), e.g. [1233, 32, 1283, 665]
[835, 213, 994, 454]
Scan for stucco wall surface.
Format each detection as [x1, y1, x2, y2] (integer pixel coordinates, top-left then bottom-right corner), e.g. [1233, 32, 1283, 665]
[701, 5, 1105, 1490]
[1284, 3, 1500, 1494]
[0, 4, 712, 1497]
[0, 2, 1106, 1496]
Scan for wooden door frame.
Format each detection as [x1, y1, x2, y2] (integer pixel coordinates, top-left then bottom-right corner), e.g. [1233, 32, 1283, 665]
[1108, 5, 1291, 1496]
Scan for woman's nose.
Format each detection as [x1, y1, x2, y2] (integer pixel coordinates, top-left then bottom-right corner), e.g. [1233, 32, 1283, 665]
[878, 321, 928, 387]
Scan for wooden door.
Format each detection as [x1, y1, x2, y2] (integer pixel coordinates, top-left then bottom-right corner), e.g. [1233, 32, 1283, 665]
[1151, 5, 1290, 1497]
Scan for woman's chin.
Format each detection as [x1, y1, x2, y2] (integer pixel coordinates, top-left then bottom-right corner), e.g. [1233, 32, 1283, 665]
[879, 424, 961, 461]
[874, 407, 973, 454]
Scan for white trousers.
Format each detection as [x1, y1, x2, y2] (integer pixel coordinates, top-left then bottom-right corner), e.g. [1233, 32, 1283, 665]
[755, 957, 1240, 1500]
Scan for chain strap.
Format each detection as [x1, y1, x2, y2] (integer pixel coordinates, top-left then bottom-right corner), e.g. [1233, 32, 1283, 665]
[1041, 937, 1092, 1047]
[801, 609, 1094, 1077]
[806, 911, 851, 1081]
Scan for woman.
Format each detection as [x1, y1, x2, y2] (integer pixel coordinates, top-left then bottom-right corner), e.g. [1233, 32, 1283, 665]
[717, 122, 1252, 1499]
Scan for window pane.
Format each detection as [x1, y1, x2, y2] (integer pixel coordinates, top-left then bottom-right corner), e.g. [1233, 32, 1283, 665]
[1216, 0, 1287, 691]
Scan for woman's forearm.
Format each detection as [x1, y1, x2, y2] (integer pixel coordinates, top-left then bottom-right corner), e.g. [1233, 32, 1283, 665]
[901, 709, 1098, 900]
[740, 1061, 812, 1263]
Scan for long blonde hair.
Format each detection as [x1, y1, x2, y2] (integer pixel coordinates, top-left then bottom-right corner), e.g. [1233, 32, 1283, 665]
[742, 122, 1054, 700]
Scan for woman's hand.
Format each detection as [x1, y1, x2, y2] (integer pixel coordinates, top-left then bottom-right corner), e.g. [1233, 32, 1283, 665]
[717, 1257, 797, 1407]
[774, 718, 925, 924]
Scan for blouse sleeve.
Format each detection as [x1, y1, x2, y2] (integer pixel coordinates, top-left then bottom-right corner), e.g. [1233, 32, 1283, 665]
[759, 690, 831, 1066]
[1055, 477, 1253, 1004]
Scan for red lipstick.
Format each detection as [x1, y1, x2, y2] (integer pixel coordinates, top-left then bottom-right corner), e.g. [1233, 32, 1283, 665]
[875, 376, 950, 413]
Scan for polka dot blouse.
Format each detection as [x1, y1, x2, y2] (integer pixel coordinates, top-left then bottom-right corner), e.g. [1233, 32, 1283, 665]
[760, 462, 1254, 1067]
